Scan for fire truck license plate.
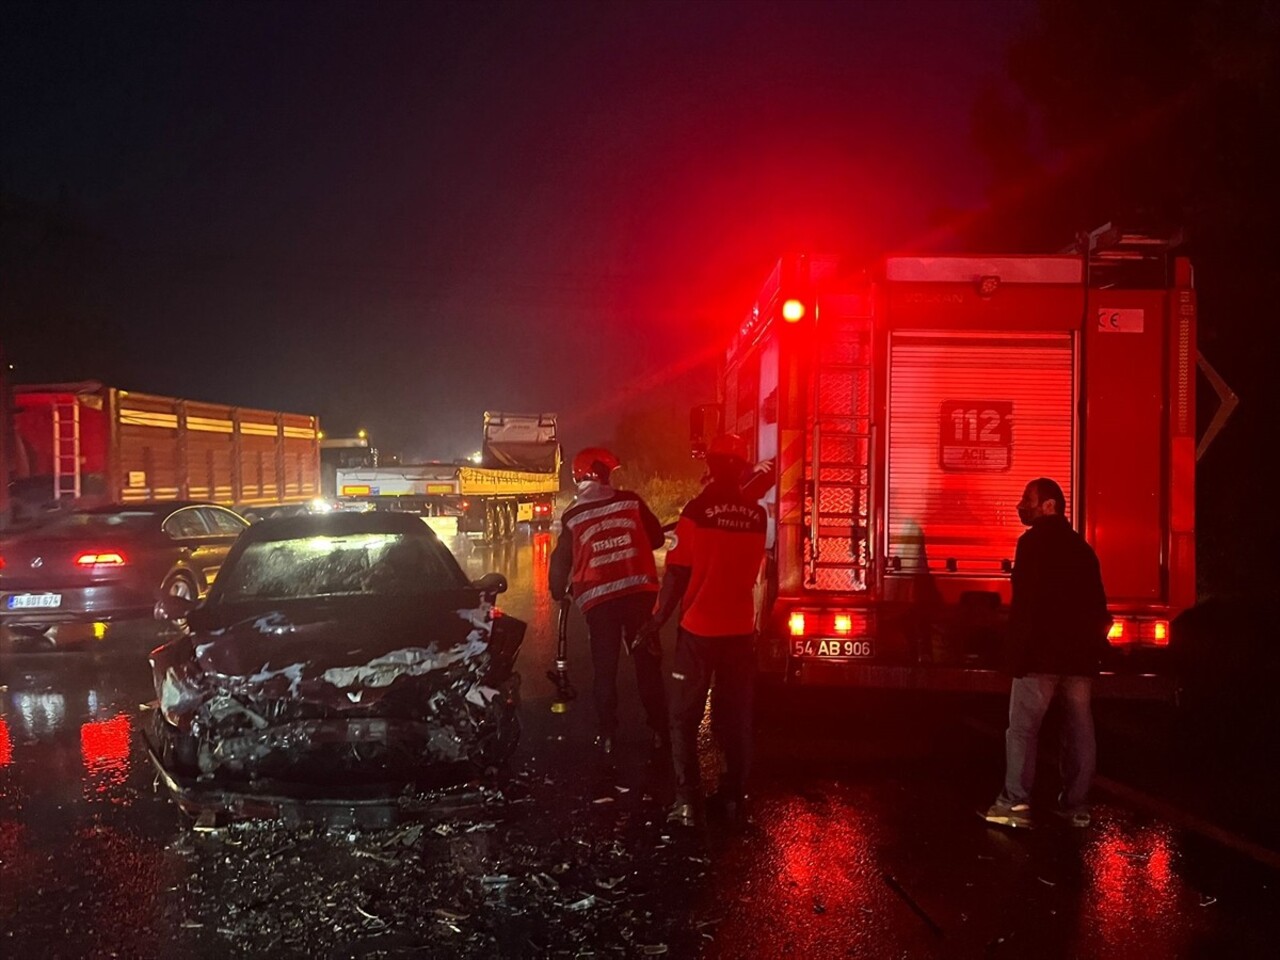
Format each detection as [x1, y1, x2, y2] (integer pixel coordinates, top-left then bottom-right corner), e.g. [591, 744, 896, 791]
[792, 638, 873, 658]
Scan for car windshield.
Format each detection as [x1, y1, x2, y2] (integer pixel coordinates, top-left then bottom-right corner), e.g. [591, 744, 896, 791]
[216, 532, 461, 601]
[42, 511, 157, 535]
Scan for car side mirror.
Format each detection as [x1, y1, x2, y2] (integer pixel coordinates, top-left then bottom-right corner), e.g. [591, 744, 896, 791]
[472, 572, 508, 600]
[155, 594, 198, 622]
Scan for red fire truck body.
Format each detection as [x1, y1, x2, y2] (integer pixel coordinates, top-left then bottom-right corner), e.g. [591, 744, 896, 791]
[716, 244, 1196, 698]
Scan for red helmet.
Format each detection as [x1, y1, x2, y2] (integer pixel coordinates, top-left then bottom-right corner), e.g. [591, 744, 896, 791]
[707, 433, 750, 463]
[572, 447, 620, 483]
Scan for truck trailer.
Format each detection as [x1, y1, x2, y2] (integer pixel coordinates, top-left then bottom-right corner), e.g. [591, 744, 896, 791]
[335, 412, 560, 540]
[700, 231, 1226, 699]
[6, 382, 321, 523]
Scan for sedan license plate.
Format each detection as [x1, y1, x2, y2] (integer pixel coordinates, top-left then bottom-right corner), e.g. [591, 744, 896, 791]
[792, 638, 873, 658]
[6, 593, 63, 610]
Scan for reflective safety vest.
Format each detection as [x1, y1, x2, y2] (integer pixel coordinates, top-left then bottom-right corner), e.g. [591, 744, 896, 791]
[563, 491, 660, 612]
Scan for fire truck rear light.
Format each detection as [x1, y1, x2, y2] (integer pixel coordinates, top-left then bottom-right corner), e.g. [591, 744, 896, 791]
[788, 612, 806, 636]
[833, 613, 853, 635]
[781, 299, 806, 323]
[76, 552, 127, 567]
[1106, 620, 1128, 645]
[1138, 619, 1170, 645]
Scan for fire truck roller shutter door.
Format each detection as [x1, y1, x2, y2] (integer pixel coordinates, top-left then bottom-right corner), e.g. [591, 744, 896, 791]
[885, 332, 1075, 586]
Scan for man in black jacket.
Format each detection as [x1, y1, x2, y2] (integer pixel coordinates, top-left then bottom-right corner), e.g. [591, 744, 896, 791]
[983, 478, 1110, 829]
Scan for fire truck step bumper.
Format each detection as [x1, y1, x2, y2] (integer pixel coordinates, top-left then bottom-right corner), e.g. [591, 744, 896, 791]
[790, 660, 1175, 701]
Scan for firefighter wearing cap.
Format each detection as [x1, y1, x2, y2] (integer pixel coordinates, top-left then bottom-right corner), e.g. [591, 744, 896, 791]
[549, 447, 669, 756]
[638, 433, 767, 826]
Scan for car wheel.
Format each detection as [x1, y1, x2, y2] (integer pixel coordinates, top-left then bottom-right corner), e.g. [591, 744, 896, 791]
[163, 572, 197, 601]
[158, 572, 199, 628]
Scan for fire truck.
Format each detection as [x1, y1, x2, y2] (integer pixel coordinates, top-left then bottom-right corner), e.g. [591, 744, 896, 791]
[335, 412, 560, 540]
[699, 229, 1233, 699]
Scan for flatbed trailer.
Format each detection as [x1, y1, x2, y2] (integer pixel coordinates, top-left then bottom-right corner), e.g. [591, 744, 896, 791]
[336, 412, 560, 539]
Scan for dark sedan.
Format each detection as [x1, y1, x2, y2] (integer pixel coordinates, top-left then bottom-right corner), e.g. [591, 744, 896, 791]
[0, 501, 249, 646]
[146, 511, 524, 812]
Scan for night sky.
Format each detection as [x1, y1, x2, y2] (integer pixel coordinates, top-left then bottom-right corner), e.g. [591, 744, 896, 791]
[2, 0, 1033, 460]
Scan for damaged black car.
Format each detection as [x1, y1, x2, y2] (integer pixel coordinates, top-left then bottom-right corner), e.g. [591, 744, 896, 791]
[145, 512, 524, 811]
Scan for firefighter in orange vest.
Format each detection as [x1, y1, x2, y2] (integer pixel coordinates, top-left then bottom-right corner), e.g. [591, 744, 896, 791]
[549, 447, 669, 756]
[638, 433, 767, 826]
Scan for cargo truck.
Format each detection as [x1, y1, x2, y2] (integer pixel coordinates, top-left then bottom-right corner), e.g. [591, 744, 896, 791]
[4, 382, 321, 524]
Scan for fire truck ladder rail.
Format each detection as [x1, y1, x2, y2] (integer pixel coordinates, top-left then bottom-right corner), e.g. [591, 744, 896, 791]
[52, 399, 82, 501]
[806, 320, 875, 590]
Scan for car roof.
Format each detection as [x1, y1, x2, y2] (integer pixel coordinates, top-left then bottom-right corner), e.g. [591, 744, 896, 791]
[238, 511, 438, 544]
[79, 501, 232, 516]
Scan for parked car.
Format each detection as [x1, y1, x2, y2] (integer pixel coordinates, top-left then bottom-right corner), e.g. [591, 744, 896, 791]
[0, 501, 250, 647]
[145, 511, 524, 807]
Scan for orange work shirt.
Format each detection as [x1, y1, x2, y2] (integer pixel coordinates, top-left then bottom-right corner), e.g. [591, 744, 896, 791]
[665, 481, 766, 637]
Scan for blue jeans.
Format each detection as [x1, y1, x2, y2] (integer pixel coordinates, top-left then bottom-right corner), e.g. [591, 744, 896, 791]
[1000, 674, 1095, 811]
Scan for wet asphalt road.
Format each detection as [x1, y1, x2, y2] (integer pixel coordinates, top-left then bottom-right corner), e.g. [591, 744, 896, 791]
[2, 527, 1278, 958]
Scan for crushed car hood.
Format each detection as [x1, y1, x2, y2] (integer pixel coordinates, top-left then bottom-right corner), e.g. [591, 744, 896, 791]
[151, 593, 524, 727]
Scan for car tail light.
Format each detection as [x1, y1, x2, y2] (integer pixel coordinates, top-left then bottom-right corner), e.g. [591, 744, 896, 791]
[0, 554, 5, 571]
[1139, 619, 1171, 646]
[788, 612, 806, 636]
[833, 613, 853, 635]
[1107, 620, 1128, 645]
[75, 551, 128, 567]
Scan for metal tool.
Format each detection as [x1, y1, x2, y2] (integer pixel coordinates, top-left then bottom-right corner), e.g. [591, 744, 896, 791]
[547, 596, 577, 713]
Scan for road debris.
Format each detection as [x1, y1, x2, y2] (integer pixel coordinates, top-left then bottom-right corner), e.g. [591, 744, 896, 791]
[166, 763, 708, 957]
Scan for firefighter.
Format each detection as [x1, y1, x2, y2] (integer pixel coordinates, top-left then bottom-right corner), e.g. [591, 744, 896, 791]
[638, 434, 767, 826]
[983, 477, 1110, 830]
[549, 447, 669, 756]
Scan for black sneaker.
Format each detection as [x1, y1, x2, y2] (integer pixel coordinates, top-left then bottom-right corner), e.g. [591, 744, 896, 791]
[982, 801, 1032, 829]
[666, 800, 697, 828]
[1053, 807, 1091, 828]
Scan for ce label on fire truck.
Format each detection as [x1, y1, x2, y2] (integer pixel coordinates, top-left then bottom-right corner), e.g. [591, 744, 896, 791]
[939, 401, 1013, 472]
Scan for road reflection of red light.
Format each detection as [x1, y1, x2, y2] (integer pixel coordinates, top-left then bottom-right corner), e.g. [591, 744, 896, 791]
[532, 532, 551, 589]
[531, 531, 553, 626]
[707, 793, 879, 955]
[0, 716, 11, 767]
[1085, 822, 1179, 950]
[80, 714, 132, 791]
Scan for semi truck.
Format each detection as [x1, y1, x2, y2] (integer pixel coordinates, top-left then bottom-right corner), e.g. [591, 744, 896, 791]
[697, 229, 1233, 699]
[335, 412, 560, 540]
[4, 382, 321, 524]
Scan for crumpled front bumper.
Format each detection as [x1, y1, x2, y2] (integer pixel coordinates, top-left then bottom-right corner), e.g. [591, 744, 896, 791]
[144, 669, 521, 803]
[141, 723, 492, 827]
